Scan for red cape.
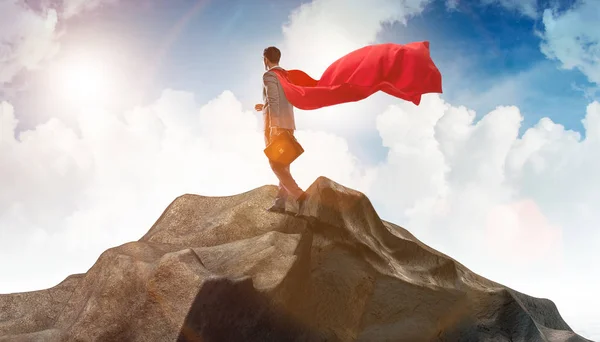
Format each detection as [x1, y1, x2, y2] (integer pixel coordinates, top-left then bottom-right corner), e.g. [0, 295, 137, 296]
[270, 41, 442, 109]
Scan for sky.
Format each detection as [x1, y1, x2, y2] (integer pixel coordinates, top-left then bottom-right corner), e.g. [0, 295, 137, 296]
[1, 0, 599, 339]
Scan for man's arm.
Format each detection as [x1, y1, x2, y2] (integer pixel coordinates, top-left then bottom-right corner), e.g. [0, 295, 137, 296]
[263, 72, 280, 119]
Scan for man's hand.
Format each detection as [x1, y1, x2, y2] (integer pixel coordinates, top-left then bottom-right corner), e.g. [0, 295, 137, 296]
[254, 103, 264, 112]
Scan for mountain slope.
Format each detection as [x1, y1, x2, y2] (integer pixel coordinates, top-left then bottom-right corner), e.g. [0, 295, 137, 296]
[0, 177, 590, 342]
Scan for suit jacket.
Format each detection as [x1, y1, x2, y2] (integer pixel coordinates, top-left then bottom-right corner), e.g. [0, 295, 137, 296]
[263, 66, 296, 131]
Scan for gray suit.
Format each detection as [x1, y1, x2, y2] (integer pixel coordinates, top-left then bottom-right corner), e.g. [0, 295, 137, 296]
[262, 66, 304, 206]
[262, 66, 296, 131]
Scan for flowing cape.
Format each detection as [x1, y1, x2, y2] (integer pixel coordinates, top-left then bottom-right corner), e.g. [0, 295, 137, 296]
[270, 41, 443, 109]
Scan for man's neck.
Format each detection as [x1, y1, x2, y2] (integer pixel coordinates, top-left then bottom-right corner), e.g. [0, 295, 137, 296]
[268, 64, 281, 70]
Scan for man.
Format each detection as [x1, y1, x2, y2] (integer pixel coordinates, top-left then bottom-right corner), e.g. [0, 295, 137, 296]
[255, 46, 308, 216]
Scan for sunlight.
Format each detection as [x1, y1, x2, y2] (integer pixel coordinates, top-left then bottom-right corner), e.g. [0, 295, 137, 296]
[64, 59, 108, 103]
[51, 50, 118, 108]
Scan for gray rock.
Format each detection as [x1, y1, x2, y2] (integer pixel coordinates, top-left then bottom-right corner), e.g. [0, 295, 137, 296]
[0, 177, 592, 342]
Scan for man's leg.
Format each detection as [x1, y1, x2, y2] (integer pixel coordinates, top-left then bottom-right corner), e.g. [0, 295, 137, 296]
[272, 180, 288, 209]
[269, 160, 304, 200]
[266, 128, 308, 214]
[266, 128, 288, 211]
[270, 160, 309, 216]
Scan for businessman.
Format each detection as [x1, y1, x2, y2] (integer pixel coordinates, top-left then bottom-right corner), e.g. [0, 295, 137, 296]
[255, 46, 308, 216]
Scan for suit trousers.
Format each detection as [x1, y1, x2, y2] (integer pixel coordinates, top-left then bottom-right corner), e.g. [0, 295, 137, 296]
[265, 127, 304, 207]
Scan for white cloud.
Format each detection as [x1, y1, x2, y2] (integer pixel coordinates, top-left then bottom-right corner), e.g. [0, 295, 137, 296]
[445, 0, 458, 10]
[0, 89, 368, 293]
[61, 0, 119, 18]
[369, 95, 600, 270]
[0, 0, 118, 86]
[0, 1, 59, 84]
[449, 71, 528, 116]
[445, 0, 537, 17]
[540, 1, 600, 84]
[481, 0, 537, 17]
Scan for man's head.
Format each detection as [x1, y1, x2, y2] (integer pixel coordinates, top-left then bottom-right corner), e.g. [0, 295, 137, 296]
[263, 46, 281, 70]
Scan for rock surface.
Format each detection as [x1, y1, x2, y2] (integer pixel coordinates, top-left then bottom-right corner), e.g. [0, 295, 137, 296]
[0, 177, 591, 341]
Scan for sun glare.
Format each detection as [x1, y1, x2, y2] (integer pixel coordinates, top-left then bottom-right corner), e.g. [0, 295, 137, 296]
[52, 51, 117, 107]
[64, 61, 108, 102]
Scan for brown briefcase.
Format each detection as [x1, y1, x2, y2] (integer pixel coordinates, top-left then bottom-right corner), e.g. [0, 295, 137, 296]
[264, 130, 304, 166]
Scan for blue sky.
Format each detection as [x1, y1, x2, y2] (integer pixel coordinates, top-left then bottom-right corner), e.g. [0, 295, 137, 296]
[138, 0, 595, 133]
[418, 0, 593, 130]
[2, 0, 600, 339]
[12, 0, 596, 160]
[143, 0, 595, 136]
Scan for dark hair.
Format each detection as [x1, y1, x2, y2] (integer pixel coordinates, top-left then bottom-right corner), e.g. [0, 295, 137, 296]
[263, 46, 281, 64]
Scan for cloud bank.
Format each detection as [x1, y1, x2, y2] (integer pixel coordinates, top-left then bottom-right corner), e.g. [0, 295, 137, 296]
[540, 1, 600, 85]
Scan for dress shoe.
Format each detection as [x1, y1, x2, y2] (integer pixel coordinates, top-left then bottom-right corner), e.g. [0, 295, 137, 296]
[295, 192, 308, 217]
[266, 204, 286, 213]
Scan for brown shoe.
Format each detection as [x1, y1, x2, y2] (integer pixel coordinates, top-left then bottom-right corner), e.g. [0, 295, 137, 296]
[266, 204, 286, 213]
